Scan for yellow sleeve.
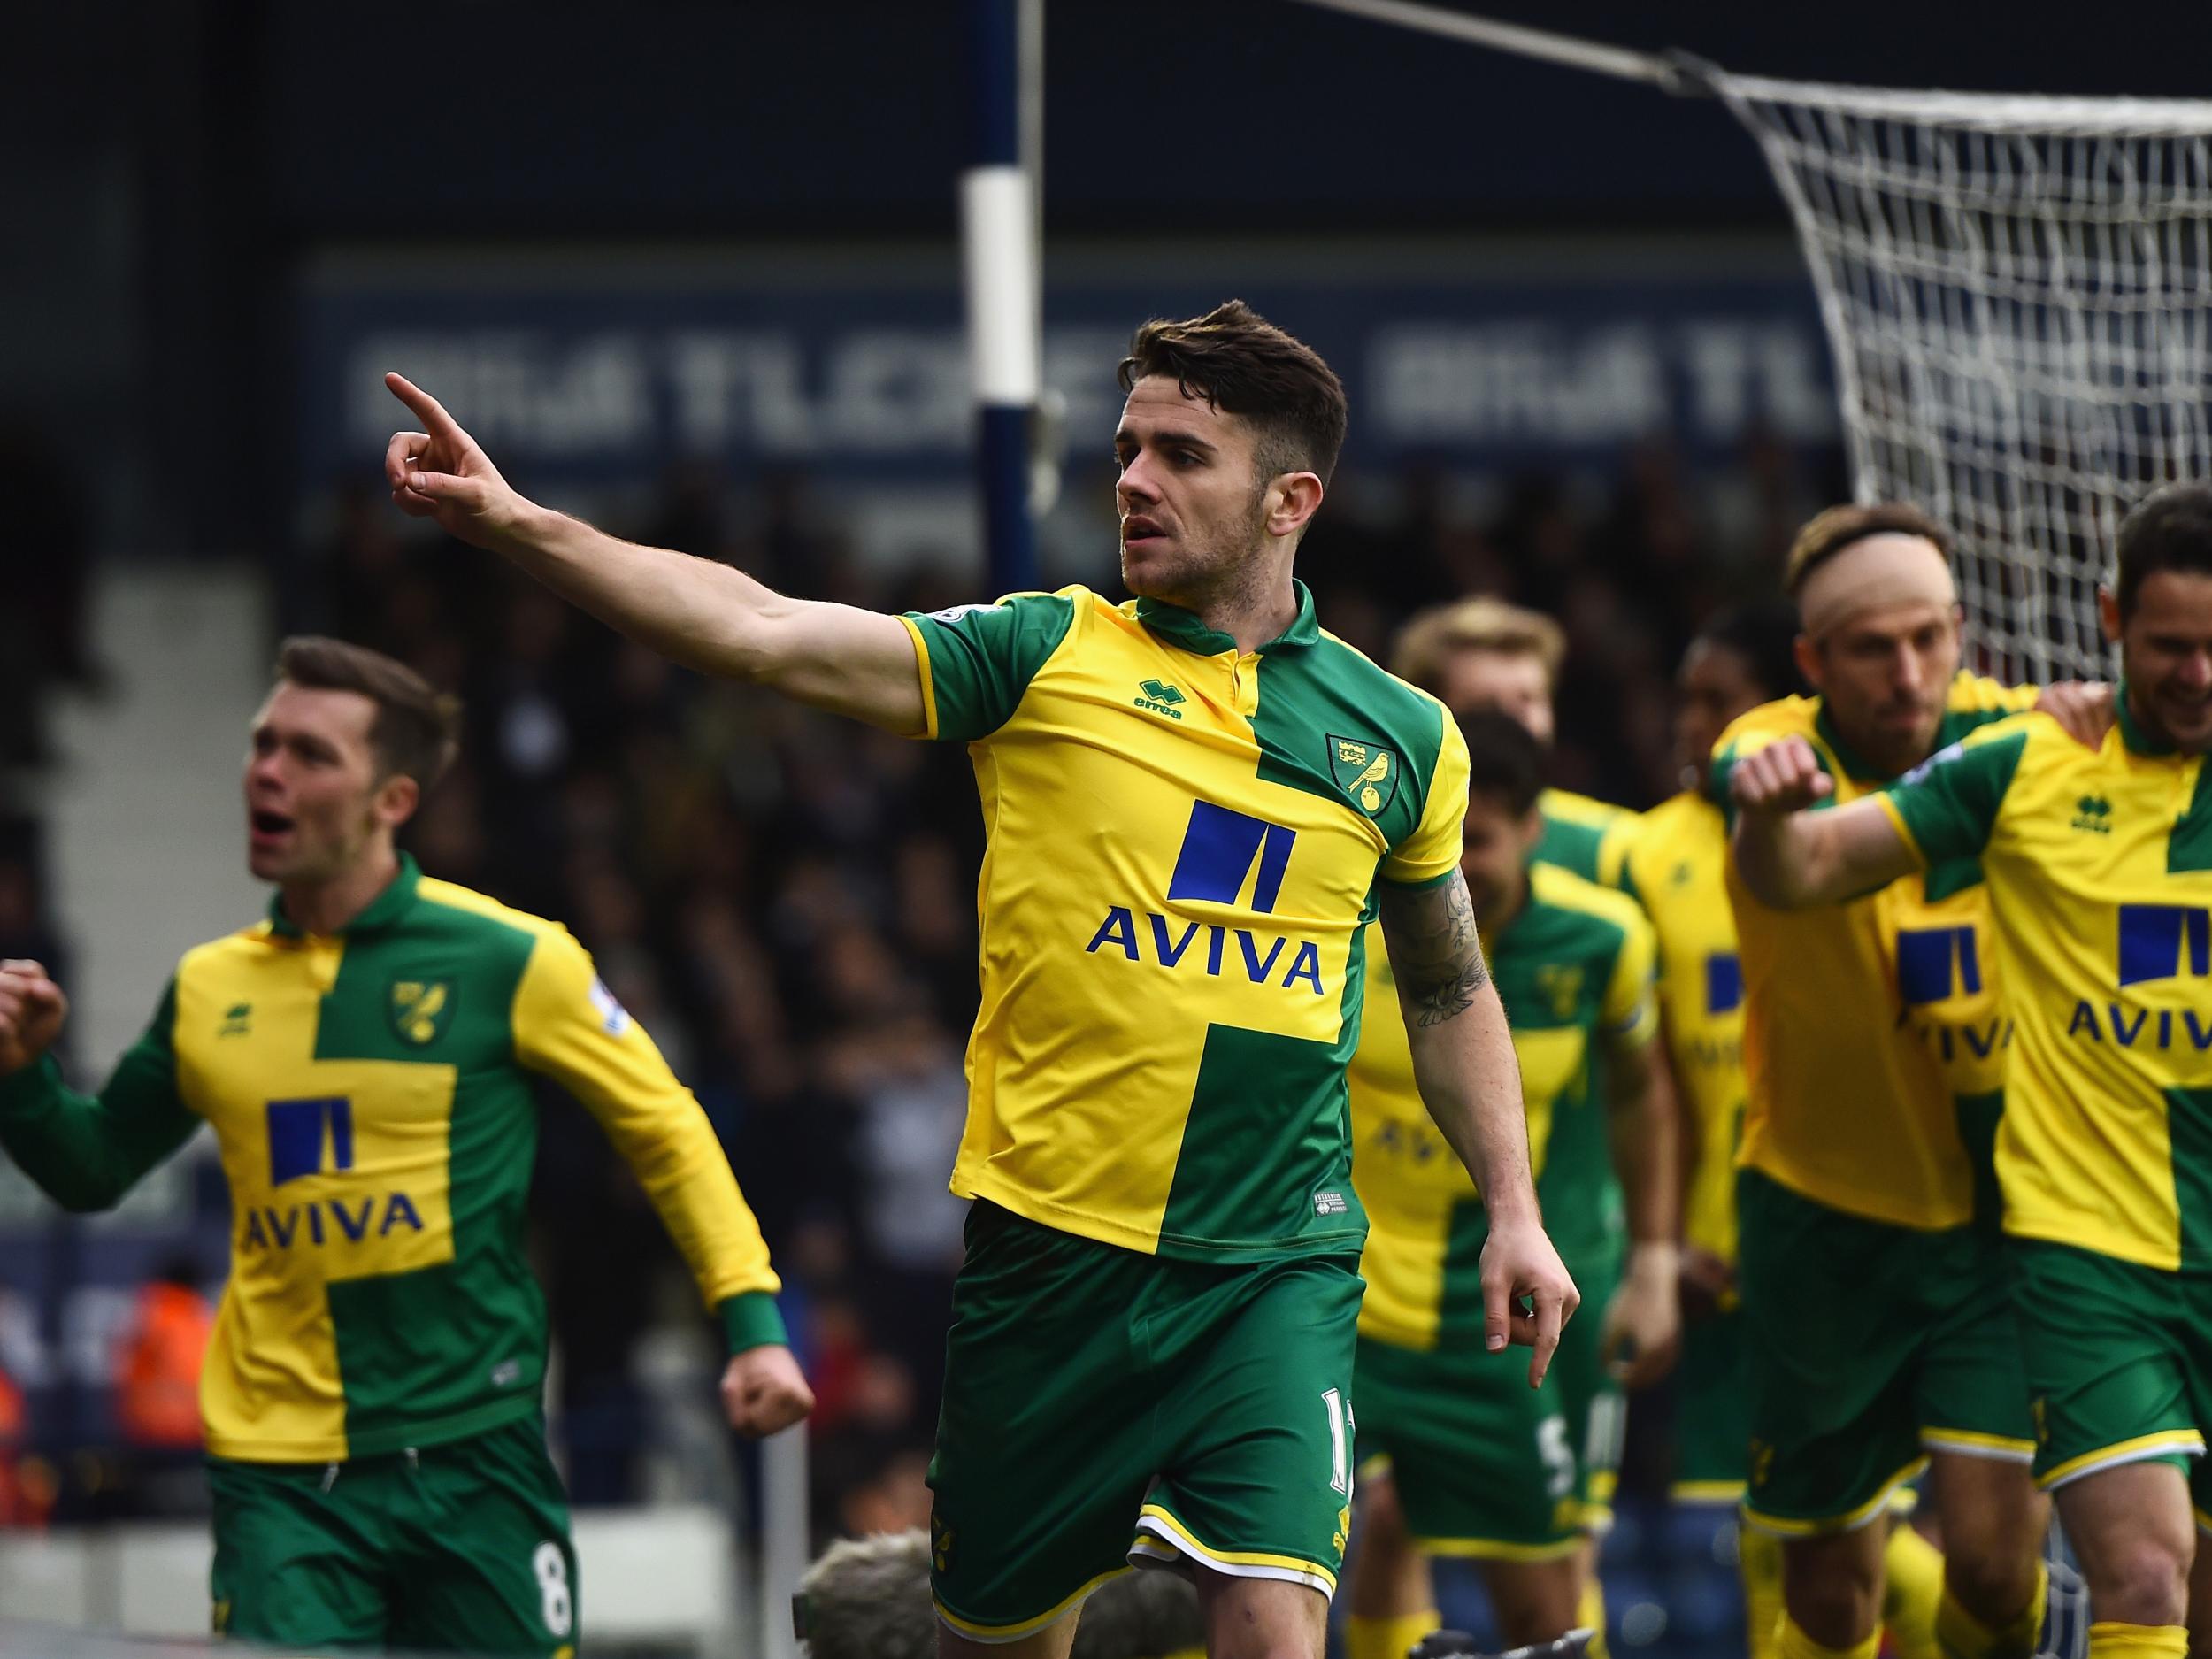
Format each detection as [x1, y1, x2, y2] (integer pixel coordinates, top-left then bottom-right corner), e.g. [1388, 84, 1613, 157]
[1381, 705, 1470, 887]
[1954, 672, 2042, 715]
[511, 925, 786, 1353]
[1601, 908, 1660, 1049]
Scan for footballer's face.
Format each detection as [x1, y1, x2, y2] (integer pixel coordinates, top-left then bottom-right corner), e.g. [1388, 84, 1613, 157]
[1113, 376, 1302, 610]
[242, 683, 414, 887]
[1674, 640, 1770, 782]
[2108, 572, 2212, 754]
[1458, 790, 1543, 932]
[1438, 650, 1555, 748]
[1800, 598, 1962, 779]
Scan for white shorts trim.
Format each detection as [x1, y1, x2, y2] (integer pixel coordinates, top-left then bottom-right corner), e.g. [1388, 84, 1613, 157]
[1127, 1517, 1337, 1598]
[2043, 1437, 2206, 1495]
[1920, 1432, 2036, 1464]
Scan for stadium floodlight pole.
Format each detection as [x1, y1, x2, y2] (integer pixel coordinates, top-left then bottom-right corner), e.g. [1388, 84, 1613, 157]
[964, 0, 1043, 595]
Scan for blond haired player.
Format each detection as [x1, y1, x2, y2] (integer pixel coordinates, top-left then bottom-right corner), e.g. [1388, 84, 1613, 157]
[1392, 599, 1635, 887]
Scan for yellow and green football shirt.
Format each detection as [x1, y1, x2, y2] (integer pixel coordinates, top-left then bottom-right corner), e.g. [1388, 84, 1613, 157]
[1713, 675, 2039, 1230]
[1619, 790, 1744, 1269]
[1879, 697, 2212, 1271]
[899, 581, 1469, 1263]
[0, 856, 783, 1463]
[1537, 787, 1635, 889]
[1348, 862, 1658, 1350]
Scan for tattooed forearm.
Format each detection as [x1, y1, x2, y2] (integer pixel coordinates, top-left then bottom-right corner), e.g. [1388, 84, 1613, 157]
[1379, 870, 1492, 1027]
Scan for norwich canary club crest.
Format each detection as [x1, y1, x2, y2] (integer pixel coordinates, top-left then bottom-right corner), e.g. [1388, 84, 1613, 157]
[389, 979, 455, 1047]
[1327, 734, 1401, 818]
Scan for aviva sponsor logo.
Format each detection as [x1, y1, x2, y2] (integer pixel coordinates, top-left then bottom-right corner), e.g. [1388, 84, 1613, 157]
[2067, 904, 2212, 1049]
[1703, 953, 1742, 1015]
[247, 1095, 424, 1254]
[1086, 800, 1326, 994]
[1893, 926, 2010, 1063]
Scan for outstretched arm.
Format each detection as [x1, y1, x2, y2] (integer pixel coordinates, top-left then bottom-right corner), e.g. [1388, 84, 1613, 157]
[1729, 735, 1920, 909]
[384, 374, 926, 734]
[0, 963, 200, 1212]
[1377, 872, 1579, 1387]
[512, 932, 813, 1437]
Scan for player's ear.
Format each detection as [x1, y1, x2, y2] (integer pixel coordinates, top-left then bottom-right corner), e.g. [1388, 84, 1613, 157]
[374, 772, 420, 831]
[1265, 470, 1325, 541]
[2098, 585, 2122, 644]
[1793, 631, 1823, 692]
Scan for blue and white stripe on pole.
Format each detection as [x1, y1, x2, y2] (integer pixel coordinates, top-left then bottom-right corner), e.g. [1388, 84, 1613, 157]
[964, 0, 1041, 595]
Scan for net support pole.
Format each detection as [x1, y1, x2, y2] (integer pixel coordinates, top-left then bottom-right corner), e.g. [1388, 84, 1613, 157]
[758, 1421, 810, 1659]
[964, 0, 1041, 595]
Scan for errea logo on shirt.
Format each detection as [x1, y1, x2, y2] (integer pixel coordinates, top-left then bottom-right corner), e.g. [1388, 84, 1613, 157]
[1134, 678, 1186, 719]
[2071, 795, 2114, 833]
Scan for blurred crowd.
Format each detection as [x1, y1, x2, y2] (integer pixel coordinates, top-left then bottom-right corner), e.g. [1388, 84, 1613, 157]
[0, 426, 1845, 1548]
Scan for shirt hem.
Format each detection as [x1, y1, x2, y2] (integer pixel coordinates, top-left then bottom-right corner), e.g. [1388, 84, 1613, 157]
[2005, 1221, 2184, 1274]
[1740, 1153, 1974, 1233]
[954, 1172, 1367, 1263]
[205, 1392, 540, 1464]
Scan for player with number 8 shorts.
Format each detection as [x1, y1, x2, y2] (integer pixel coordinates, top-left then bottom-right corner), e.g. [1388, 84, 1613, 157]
[1341, 711, 1678, 1659]
[0, 639, 812, 1656]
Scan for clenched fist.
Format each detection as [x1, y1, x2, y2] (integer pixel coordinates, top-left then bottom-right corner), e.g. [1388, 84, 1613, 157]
[720, 1344, 816, 1438]
[1728, 735, 1833, 817]
[0, 960, 67, 1077]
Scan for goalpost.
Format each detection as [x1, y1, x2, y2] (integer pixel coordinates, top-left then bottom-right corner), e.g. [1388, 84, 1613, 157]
[1289, 0, 2212, 686]
[1713, 76, 2212, 683]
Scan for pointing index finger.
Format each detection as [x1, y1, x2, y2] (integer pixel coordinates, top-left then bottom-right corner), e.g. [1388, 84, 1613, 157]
[1528, 1290, 1564, 1388]
[385, 372, 464, 442]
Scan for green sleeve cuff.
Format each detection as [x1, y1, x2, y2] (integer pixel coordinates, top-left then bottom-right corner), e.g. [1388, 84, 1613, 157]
[718, 1291, 789, 1356]
[0, 1053, 62, 1115]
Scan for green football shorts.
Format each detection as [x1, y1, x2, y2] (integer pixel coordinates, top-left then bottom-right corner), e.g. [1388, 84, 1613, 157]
[2014, 1239, 2212, 1519]
[208, 1415, 578, 1655]
[1352, 1333, 1582, 1559]
[1736, 1168, 2034, 1534]
[1671, 1306, 1748, 1505]
[928, 1201, 1363, 1640]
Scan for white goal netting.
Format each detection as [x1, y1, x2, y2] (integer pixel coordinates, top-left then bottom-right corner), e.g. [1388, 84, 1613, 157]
[1712, 74, 2212, 682]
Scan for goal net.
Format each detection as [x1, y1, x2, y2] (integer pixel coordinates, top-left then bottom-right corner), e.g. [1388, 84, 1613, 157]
[1710, 73, 2212, 682]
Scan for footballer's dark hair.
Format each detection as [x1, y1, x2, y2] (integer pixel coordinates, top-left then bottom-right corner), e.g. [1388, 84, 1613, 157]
[1118, 300, 1349, 488]
[1694, 598, 1807, 702]
[273, 636, 463, 790]
[1782, 501, 1953, 598]
[2116, 483, 2212, 622]
[1457, 708, 1546, 820]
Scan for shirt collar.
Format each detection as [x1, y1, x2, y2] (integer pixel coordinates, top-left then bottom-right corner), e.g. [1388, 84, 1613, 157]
[2116, 681, 2173, 757]
[266, 853, 421, 940]
[1134, 580, 1320, 657]
[1810, 699, 1883, 783]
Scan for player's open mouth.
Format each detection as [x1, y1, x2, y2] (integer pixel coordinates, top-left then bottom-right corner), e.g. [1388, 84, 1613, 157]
[250, 809, 296, 840]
